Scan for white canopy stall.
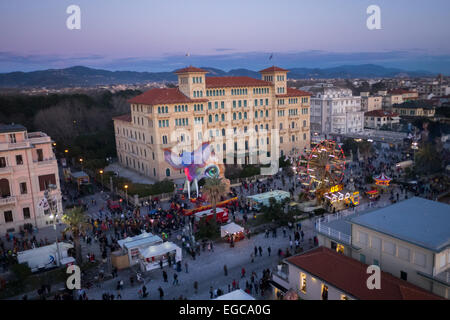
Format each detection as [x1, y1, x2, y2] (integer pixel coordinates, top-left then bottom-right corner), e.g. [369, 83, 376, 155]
[117, 232, 163, 266]
[220, 222, 244, 238]
[139, 242, 182, 272]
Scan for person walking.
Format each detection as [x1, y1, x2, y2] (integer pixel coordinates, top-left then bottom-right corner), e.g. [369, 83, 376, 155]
[173, 273, 179, 286]
[254, 246, 258, 257]
[209, 286, 214, 299]
[258, 246, 262, 257]
[224, 264, 228, 276]
[268, 247, 271, 256]
[163, 271, 168, 282]
[241, 267, 246, 278]
[185, 262, 189, 273]
[194, 281, 198, 294]
[158, 286, 164, 300]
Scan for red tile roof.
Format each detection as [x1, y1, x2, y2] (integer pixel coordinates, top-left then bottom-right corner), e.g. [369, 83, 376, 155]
[128, 88, 205, 105]
[276, 87, 311, 98]
[175, 66, 208, 74]
[205, 76, 272, 88]
[112, 113, 131, 122]
[388, 89, 417, 95]
[364, 110, 399, 117]
[259, 66, 289, 73]
[286, 247, 443, 300]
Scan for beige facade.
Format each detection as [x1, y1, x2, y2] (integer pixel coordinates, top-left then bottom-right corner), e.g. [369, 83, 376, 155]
[361, 95, 383, 112]
[364, 110, 400, 129]
[113, 66, 311, 181]
[0, 125, 62, 234]
[392, 105, 436, 117]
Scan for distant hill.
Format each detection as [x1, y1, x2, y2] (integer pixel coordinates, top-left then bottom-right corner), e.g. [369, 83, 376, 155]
[0, 64, 435, 88]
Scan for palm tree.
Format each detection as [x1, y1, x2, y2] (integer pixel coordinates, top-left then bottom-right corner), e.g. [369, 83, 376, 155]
[202, 177, 230, 216]
[414, 142, 442, 174]
[61, 207, 92, 264]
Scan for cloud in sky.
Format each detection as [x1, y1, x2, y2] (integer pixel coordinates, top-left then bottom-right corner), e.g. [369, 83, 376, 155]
[0, 50, 449, 74]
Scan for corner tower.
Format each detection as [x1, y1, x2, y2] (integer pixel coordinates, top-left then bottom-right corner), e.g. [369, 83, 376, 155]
[175, 66, 208, 99]
[259, 66, 289, 95]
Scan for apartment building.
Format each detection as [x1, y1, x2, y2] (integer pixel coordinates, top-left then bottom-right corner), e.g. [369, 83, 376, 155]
[310, 87, 364, 135]
[360, 92, 383, 112]
[113, 66, 311, 181]
[392, 100, 436, 118]
[364, 110, 400, 130]
[271, 247, 442, 300]
[315, 197, 450, 298]
[0, 124, 62, 234]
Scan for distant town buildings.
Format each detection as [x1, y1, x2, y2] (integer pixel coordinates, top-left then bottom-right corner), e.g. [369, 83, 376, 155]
[392, 100, 436, 118]
[360, 92, 382, 112]
[0, 124, 62, 234]
[113, 66, 311, 181]
[310, 87, 364, 135]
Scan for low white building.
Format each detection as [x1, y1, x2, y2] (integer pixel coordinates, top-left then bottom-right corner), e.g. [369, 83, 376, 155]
[364, 110, 400, 130]
[271, 246, 443, 300]
[310, 88, 364, 135]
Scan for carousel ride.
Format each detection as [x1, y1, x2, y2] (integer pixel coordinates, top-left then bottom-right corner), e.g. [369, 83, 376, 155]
[296, 140, 359, 209]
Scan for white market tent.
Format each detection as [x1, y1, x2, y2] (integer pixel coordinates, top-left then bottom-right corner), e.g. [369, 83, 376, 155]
[215, 289, 255, 300]
[139, 241, 182, 272]
[246, 190, 290, 208]
[117, 232, 163, 265]
[220, 222, 244, 238]
[17, 242, 74, 272]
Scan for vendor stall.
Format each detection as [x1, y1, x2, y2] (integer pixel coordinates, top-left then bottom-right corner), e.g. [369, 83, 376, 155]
[220, 222, 245, 242]
[139, 242, 182, 272]
[366, 189, 380, 200]
[117, 232, 163, 266]
[246, 190, 290, 210]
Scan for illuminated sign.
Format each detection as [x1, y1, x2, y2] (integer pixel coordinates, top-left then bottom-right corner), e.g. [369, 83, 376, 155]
[329, 185, 343, 193]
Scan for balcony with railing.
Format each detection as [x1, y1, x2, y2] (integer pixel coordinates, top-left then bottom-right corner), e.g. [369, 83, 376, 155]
[0, 166, 13, 175]
[0, 195, 16, 206]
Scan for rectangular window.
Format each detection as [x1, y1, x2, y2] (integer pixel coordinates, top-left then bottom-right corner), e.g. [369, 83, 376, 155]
[38, 174, 56, 191]
[400, 271, 407, 281]
[383, 241, 396, 255]
[4, 211, 13, 223]
[23, 207, 31, 220]
[0, 157, 6, 168]
[16, 155, 23, 165]
[20, 182, 27, 194]
[36, 149, 44, 162]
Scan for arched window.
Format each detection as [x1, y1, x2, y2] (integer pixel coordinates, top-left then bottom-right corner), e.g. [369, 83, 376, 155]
[222, 128, 225, 136]
[221, 114, 225, 122]
[209, 115, 213, 122]
[215, 114, 219, 122]
[233, 113, 236, 120]
[166, 168, 171, 177]
[238, 112, 242, 120]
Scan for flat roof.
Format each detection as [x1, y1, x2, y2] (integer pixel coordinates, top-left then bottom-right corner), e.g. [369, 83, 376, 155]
[247, 190, 290, 204]
[350, 197, 450, 252]
[0, 123, 26, 133]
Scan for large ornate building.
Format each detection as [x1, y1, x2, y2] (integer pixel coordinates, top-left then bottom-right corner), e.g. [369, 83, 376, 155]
[0, 124, 62, 234]
[113, 66, 311, 181]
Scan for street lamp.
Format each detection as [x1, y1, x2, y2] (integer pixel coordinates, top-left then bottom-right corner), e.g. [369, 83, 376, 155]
[124, 184, 129, 207]
[99, 170, 104, 190]
[79, 158, 84, 171]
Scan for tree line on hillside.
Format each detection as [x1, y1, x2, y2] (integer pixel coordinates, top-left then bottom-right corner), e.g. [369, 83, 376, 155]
[0, 90, 141, 169]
